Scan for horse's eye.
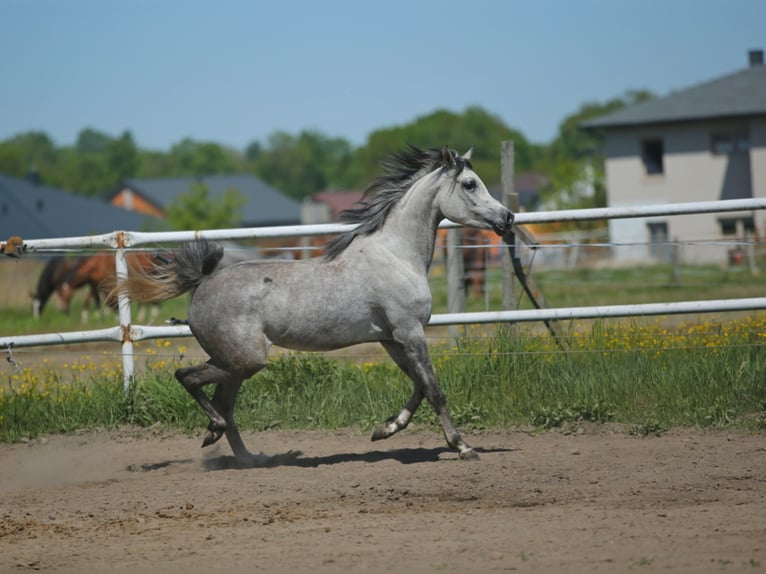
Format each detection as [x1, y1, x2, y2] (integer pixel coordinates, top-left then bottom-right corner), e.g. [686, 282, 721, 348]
[462, 178, 477, 192]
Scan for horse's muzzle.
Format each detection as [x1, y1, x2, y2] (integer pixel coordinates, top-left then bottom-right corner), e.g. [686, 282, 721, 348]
[492, 209, 514, 236]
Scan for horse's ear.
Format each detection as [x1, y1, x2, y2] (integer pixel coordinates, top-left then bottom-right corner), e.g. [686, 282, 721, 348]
[462, 147, 473, 161]
[441, 146, 456, 169]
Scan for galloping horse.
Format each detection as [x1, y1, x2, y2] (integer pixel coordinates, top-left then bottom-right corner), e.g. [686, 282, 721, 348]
[31, 255, 93, 318]
[111, 146, 513, 465]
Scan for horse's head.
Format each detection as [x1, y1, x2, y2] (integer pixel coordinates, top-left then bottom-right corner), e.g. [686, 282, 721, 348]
[57, 281, 74, 312]
[436, 147, 513, 236]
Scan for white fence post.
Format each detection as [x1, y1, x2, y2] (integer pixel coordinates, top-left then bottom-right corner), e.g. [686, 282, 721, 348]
[115, 246, 135, 392]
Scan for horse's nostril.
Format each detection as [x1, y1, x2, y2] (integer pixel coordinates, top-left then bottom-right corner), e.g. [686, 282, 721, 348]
[506, 210, 514, 225]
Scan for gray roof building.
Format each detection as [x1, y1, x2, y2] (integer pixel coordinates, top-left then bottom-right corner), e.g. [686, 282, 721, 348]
[577, 49, 766, 266]
[583, 49, 766, 130]
[113, 174, 301, 227]
[0, 173, 165, 241]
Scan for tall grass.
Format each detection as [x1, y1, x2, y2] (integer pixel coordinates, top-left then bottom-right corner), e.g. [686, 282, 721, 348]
[2, 314, 765, 442]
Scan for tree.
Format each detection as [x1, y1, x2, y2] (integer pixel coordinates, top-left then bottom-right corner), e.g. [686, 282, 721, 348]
[165, 182, 246, 230]
[252, 130, 353, 200]
[169, 138, 242, 176]
[346, 107, 539, 189]
[0, 131, 57, 180]
[76, 128, 112, 154]
[53, 148, 113, 197]
[0, 143, 26, 177]
[540, 90, 655, 214]
[106, 131, 139, 181]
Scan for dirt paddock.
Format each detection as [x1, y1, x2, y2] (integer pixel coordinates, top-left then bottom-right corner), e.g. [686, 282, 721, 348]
[1, 426, 764, 573]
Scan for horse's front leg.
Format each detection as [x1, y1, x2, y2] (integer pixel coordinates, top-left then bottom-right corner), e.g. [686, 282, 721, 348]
[377, 335, 479, 461]
[371, 341, 424, 441]
[371, 387, 423, 441]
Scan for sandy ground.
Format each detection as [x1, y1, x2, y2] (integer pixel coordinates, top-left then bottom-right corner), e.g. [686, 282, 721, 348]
[1, 425, 764, 573]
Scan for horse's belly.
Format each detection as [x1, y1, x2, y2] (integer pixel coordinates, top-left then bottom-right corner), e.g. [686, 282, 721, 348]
[266, 316, 388, 352]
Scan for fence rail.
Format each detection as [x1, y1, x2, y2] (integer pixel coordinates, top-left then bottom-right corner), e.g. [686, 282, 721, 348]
[2, 197, 766, 390]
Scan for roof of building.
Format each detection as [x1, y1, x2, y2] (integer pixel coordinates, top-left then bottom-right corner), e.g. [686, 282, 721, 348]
[310, 190, 364, 220]
[116, 174, 301, 226]
[488, 172, 549, 211]
[582, 50, 766, 130]
[0, 173, 166, 241]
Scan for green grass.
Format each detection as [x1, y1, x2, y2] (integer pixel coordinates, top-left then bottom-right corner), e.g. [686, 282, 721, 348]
[2, 315, 765, 442]
[2, 262, 765, 441]
[0, 297, 191, 336]
[429, 263, 766, 312]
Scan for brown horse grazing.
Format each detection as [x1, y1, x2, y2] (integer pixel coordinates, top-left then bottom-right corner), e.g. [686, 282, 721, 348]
[31, 255, 95, 318]
[59, 251, 166, 322]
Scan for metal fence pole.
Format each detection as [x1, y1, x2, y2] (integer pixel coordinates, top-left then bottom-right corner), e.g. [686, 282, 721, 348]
[115, 248, 135, 391]
[446, 227, 466, 344]
[501, 141, 516, 311]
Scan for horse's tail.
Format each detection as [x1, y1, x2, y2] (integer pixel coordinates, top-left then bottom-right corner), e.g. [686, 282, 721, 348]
[107, 240, 224, 304]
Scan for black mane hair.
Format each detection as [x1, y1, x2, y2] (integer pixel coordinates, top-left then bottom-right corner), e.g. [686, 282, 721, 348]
[323, 146, 470, 260]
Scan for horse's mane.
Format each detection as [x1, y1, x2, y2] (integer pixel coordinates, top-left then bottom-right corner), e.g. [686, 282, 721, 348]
[323, 146, 471, 260]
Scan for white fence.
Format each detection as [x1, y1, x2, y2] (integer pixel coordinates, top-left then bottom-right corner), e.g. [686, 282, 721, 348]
[2, 197, 766, 390]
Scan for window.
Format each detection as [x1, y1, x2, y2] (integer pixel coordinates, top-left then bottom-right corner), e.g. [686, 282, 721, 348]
[718, 217, 754, 236]
[641, 139, 664, 175]
[711, 132, 750, 155]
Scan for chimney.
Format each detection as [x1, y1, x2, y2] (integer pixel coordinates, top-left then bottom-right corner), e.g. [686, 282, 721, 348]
[749, 49, 764, 67]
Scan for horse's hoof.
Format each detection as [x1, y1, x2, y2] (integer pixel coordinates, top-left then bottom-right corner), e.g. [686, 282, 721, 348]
[202, 428, 224, 448]
[370, 425, 390, 442]
[459, 448, 480, 461]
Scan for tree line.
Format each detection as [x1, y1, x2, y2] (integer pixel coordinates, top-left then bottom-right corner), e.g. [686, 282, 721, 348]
[0, 91, 652, 211]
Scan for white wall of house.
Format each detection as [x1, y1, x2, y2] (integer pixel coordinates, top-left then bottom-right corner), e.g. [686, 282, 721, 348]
[603, 119, 765, 265]
[751, 117, 766, 207]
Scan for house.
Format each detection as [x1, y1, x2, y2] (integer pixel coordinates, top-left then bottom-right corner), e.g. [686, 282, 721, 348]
[0, 173, 165, 241]
[111, 174, 301, 227]
[302, 190, 364, 224]
[488, 172, 549, 212]
[582, 49, 766, 264]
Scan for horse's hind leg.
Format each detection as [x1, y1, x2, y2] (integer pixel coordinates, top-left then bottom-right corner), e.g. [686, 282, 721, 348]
[209, 377, 271, 465]
[209, 368, 302, 467]
[175, 362, 235, 446]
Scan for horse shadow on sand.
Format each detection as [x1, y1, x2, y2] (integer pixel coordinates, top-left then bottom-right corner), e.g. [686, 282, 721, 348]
[200, 444, 519, 471]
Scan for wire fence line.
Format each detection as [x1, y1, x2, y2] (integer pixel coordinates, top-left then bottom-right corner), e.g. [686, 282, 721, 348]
[2, 197, 766, 389]
[5, 327, 764, 372]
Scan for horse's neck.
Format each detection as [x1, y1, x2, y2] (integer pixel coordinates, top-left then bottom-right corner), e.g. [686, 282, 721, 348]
[377, 176, 442, 271]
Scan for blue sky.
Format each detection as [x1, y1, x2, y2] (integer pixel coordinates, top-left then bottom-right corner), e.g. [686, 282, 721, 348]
[1, 0, 764, 151]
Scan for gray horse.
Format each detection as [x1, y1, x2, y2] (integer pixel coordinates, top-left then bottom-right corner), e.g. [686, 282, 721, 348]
[113, 146, 513, 465]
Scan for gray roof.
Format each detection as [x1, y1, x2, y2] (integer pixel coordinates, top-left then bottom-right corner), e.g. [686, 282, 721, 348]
[582, 58, 766, 130]
[118, 174, 301, 227]
[0, 173, 166, 241]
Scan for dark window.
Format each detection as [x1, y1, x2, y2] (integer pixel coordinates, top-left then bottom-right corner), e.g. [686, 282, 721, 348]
[641, 139, 664, 175]
[719, 217, 754, 236]
[711, 132, 750, 155]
